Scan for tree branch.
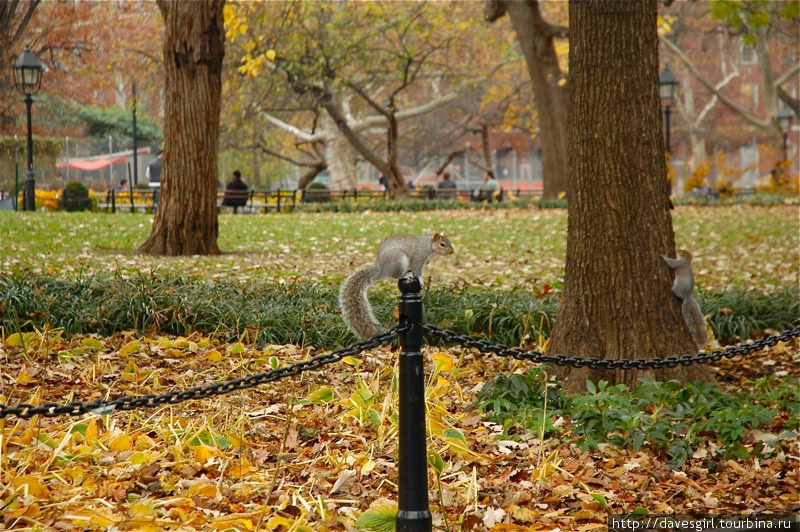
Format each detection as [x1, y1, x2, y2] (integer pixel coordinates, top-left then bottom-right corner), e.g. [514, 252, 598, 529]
[660, 35, 770, 130]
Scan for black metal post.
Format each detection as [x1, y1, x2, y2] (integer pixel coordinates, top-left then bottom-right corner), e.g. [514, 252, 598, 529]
[783, 132, 788, 162]
[23, 93, 35, 212]
[127, 162, 135, 212]
[132, 81, 139, 186]
[14, 159, 19, 212]
[664, 104, 672, 155]
[397, 275, 432, 532]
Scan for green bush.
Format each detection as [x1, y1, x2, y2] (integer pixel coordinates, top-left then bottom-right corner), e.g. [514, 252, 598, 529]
[60, 181, 92, 212]
[303, 182, 331, 203]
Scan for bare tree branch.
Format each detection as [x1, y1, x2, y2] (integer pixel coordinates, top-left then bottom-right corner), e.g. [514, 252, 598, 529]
[660, 34, 771, 130]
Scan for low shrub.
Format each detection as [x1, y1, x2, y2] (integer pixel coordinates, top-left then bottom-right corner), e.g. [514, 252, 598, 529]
[60, 181, 93, 212]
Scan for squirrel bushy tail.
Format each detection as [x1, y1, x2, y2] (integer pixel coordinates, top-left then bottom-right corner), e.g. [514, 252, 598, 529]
[681, 298, 708, 347]
[339, 266, 381, 339]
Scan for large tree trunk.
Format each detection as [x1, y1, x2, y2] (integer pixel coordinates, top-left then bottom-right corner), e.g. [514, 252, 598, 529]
[138, 0, 225, 256]
[320, 111, 358, 191]
[489, 0, 569, 199]
[548, 0, 712, 393]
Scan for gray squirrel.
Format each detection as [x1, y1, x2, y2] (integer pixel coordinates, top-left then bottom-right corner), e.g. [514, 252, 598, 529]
[663, 249, 709, 347]
[339, 233, 454, 338]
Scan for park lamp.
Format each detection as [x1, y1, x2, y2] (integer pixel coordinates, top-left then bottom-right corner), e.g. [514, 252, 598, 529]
[13, 46, 43, 96]
[777, 106, 792, 133]
[13, 46, 43, 212]
[659, 65, 678, 107]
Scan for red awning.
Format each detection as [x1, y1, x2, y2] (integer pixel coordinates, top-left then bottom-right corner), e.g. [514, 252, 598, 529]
[57, 155, 128, 171]
[57, 147, 151, 172]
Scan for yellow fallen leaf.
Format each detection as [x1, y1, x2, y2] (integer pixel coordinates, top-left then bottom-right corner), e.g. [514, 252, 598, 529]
[118, 340, 140, 358]
[433, 352, 454, 372]
[361, 458, 376, 476]
[227, 342, 245, 354]
[229, 461, 253, 477]
[6, 332, 31, 347]
[85, 417, 98, 446]
[16, 366, 37, 385]
[135, 434, 156, 451]
[193, 444, 219, 464]
[130, 502, 155, 517]
[157, 337, 177, 348]
[206, 349, 222, 362]
[267, 515, 293, 529]
[11, 476, 50, 497]
[110, 433, 133, 452]
[187, 482, 219, 498]
[81, 337, 104, 350]
[11, 502, 40, 518]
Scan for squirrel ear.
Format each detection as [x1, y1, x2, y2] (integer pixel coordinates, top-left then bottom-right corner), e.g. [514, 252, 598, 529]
[433, 232, 440, 241]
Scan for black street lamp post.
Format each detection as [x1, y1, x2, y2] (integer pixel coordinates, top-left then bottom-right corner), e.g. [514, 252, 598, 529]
[777, 106, 793, 162]
[659, 65, 678, 155]
[13, 46, 43, 212]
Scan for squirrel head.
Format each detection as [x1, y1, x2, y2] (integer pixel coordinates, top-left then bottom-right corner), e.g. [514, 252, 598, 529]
[678, 249, 693, 261]
[432, 232, 454, 255]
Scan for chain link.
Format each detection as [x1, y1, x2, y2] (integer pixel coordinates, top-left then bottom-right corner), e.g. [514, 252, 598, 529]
[423, 325, 800, 370]
[4, 323, 797, 420]
[0, 324, 408, 420]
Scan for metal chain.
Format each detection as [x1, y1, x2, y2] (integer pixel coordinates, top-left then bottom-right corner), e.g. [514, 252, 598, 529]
[0, 324, 408, 420]
[423, 325, 800, 370]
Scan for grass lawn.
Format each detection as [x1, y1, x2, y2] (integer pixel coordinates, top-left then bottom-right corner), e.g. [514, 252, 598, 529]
[0, 205, 797, 290]
[0, 205, 798, 530]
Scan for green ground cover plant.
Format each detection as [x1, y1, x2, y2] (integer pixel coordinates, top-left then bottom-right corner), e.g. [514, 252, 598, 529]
[473, 369, 800, 470]
[0, 273, 796, 346]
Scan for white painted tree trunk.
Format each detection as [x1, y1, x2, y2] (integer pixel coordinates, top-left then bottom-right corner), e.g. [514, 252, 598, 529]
[321, 111, 357, 191]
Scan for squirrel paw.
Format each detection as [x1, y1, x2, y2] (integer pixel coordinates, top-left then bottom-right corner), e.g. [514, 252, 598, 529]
[402, 270, 423, 287]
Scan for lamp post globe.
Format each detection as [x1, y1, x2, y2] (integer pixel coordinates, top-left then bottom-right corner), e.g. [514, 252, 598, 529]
[659, 65, 678, 154]
[13, 46, 43, 212]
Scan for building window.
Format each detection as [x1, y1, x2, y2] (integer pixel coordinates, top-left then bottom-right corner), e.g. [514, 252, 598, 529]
[741, 83, 759, 112]
[741, 42, 756, 64]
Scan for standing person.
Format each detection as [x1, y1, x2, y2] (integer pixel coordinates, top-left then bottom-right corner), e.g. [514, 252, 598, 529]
[146, 150, 163, 209]
[482, 170, 500, 202]
[378, 174, 390, 192]
[437, 171, 457, 198]
[146, 150, 163, 188]
[222, 170, 249, 214]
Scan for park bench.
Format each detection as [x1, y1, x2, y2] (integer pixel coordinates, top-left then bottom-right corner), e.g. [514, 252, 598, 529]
[97, 189, 158, 213]
[217, 189, 297, 213]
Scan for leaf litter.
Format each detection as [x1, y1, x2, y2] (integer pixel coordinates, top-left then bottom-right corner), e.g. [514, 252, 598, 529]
[1, 329, 798, 530]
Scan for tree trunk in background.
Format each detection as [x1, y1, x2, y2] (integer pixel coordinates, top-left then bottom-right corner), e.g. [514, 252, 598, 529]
[548, 0, 712, 392]
[489, 0, 569, 198]
[320, 111, 358, 191]
[138, 0, 225, 256]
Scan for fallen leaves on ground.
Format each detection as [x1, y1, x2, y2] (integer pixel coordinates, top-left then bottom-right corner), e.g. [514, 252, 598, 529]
[1, 330, 798, 530]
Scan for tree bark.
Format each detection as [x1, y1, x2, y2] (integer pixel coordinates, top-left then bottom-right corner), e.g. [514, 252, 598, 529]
[320, 110, 357, 191]
[488, 0, 569, 198]
[549, 0, 712, 392]
[138, 0, 225, 256]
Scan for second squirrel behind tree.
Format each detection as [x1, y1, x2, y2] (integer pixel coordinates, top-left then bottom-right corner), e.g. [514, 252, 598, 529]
[663, 249, 709, 348]
[339, 233, 454, 339]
